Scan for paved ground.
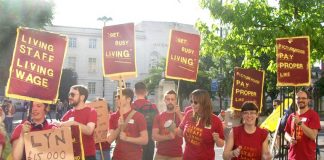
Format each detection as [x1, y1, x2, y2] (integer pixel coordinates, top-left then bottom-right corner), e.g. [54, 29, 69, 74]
[9, 111, 324, 159]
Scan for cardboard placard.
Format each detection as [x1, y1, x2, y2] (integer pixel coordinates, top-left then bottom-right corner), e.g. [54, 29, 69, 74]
[87, 101, 109, 143]
[24, 127, 74, 160]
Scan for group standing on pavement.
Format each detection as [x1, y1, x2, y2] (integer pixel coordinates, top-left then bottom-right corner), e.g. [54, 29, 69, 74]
[0, 83, 321, 160]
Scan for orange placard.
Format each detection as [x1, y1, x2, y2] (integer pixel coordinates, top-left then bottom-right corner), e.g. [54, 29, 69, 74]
[24, 127, 74, 160]
[165, 30, 200, 82]
[276, 36, 310, 86]
[87, 101, 109, 143]
[5, 27, 68, 104]
[231, 68, 265, 111]
[102, 23, 137, 80]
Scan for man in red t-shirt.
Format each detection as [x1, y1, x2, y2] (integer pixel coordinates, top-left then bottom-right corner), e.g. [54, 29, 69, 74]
[131, 82, 158, 160]
[107, 88, 148, 160]
[152, 90, 183, 160]
[284, 90, 321, 160]
[11, 101, 56, 160]
[59, 85, 97, 160]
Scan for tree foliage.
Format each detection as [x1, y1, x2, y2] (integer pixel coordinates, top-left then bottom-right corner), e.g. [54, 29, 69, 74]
[0, 0, 54, 94]
[198, 0, 324, 101]
[58, 69, 78, 103]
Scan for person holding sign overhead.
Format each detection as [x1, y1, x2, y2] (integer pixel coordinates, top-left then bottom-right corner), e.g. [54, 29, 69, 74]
[10, 101, 56, 160]
[59, 85, 98, 160]
[178, 89, 224, 160]
[284, 90, 321, 160]
[107, 88, 148, 160]
[223, 101, 271, 160]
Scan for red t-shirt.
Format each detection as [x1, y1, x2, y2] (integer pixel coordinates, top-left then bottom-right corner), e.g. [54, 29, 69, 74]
[61, 106, 97, 156]
[153, 111, 183, 157]
[284, 109, 321, 160]
[184, 105, 192, 113]
[110, 109, 147, 160]
[232, 125, 268, 160]
[179, 110, 224, 160]
[10, 120, 56, 160]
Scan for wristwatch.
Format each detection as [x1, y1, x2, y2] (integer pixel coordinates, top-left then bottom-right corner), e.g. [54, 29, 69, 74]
[297, 121, 302, 126]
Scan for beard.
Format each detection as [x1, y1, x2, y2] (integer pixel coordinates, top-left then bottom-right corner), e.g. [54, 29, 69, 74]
[69, 98, 81, 107]
[166, 103, 174, 111]
[297, 102, 306, 109]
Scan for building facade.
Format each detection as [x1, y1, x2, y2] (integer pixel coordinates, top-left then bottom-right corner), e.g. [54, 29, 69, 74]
[46, 21, 198, 105]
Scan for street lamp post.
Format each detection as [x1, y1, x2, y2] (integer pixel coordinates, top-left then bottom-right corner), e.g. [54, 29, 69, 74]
[97, 16, 113, 98]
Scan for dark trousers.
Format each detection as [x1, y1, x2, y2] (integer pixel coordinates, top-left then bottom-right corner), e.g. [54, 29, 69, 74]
[142, 138, 155, 160]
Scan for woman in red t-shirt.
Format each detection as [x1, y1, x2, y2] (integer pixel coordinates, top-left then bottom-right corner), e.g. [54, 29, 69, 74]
[223, 101, 271, 160]
[179, 89, 225, 160]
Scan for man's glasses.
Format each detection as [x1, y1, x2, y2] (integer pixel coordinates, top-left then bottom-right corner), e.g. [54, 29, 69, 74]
[68, 93, 78, 98]
[190, 100, 198, 105]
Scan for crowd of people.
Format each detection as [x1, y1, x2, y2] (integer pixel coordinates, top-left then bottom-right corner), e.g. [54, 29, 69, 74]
[0, 82, 321, 160]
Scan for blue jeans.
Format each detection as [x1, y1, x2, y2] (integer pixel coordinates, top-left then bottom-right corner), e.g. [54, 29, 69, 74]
[4, 117, 13, 133]
[96, 149, 110, 160]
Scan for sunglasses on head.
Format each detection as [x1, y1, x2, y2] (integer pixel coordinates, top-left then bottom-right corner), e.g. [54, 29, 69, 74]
[190, 100, 198, 105]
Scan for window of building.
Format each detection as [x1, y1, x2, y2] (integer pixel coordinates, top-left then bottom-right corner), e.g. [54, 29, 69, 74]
[88, 58, 96, 73]
[69, 38, 77, 48]
[68, 57, 76, 71]
[89, 38, 96, 48]
[88, 82, 96, 94]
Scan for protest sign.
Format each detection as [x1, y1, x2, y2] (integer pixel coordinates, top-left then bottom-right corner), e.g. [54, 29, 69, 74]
[276, 36, 310, 86]
[231, 67, 265, 111]
[6, 27, 67, 104]
[24, 127, 74, 160]
[165, 30, 200, 82]
[87, 101, 109, 143]
[102, 23, 136, 80]
[71, 125, 85, 160]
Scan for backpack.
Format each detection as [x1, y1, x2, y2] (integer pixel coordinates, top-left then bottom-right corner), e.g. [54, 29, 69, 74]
[135, 102, 158, 132]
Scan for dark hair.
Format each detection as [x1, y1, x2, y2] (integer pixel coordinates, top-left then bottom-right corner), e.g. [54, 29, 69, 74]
[28, 101, 49, 120]
[122, 88, 134, 104]
[164, 90, 177, 99]
[241, 101, 259, 126]
[134, 82, 147, 95]
[297, 89, 311, 99]
[191, 89, 212, 126]
[273, 99, 281, 104]
[71, 85, 89, 102]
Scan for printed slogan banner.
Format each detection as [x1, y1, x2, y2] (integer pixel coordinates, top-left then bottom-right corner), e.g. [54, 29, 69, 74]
[231, 68, 265, 111]
[24, 127, 74, 160]
[276, 36, 310, 86]
[102, 23, 137, 80]
[165, 30, 200, 82]
[6, 27, 67, 104]
[71, 125, 85, 160]
[87, 101, 109, 143]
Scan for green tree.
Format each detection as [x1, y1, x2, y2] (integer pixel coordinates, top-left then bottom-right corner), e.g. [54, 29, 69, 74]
[198, 0, 324, 103]
[0, 0, 54, 95]
[58, 68, 78, 102]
